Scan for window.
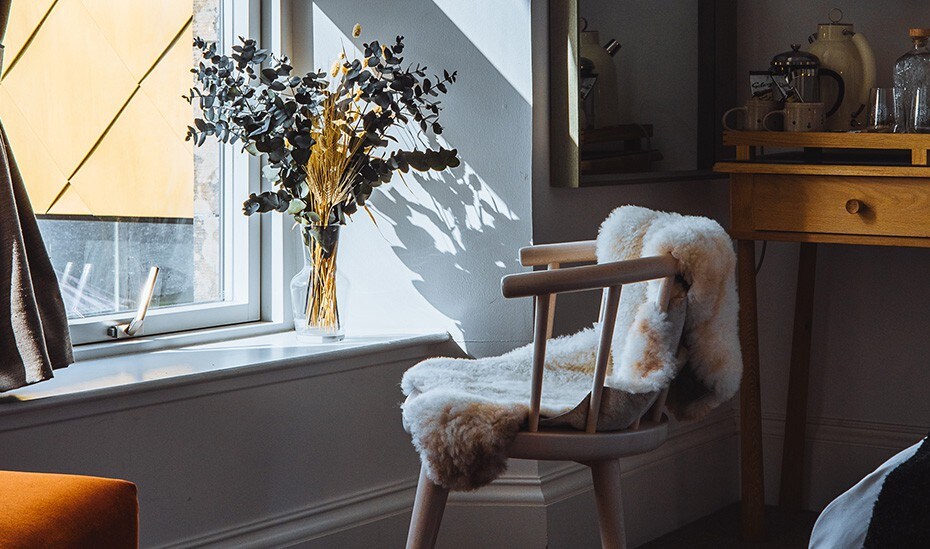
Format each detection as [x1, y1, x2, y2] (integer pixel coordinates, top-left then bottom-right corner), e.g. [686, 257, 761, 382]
[1, 0, 260, 344]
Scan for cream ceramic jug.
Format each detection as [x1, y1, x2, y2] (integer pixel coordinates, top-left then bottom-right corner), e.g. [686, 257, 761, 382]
[808, 11, 876, 130]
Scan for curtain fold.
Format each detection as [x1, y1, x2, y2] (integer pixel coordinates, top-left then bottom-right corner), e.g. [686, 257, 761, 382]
[0, 0, 74, 392]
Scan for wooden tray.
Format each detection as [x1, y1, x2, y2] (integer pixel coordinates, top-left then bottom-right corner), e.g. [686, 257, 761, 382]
[723, 131, 930, 165]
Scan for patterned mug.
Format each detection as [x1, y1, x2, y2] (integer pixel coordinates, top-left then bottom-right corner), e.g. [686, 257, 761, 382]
[722, 98, 780, 131]
[764, 102, 825, 132]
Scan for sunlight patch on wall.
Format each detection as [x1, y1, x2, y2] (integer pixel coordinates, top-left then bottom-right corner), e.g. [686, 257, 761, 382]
[311, 3, 363, 72]
[431, 0, 532, 103]
[339, 153, 521, 345]
[339, 204, 465, 341]
[307, 1, 530, 351]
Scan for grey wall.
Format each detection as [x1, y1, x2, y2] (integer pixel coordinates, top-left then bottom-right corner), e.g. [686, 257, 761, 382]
[290, 0, 535, 358]
[0, 338, 459, 548]
[543, 0, 930, 511]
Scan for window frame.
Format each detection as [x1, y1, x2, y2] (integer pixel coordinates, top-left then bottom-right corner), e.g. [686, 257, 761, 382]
[63, 0, 269, 346]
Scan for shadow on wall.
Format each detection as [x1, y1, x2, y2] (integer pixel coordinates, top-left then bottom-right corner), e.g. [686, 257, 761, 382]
[374, 161, 525, 342]
[302, 1, 534, 356]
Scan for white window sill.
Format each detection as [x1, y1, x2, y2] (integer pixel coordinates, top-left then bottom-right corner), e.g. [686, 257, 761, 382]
[69, 320, 296, 363]
[0, 331, 453, 423]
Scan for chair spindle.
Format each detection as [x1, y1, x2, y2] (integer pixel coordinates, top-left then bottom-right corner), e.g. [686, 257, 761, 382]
[529, 294, 551, 432]
[545, 262, 559, 340]
[586, 285, 623, 433]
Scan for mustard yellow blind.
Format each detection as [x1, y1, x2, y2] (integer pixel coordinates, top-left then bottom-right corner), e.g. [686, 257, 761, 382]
[0, 0, 195, 218]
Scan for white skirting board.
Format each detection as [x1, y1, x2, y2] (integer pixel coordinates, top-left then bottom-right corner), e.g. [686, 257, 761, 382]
[156, 478, 419, 548]
[166, 408, 739, 548]
[761, 413, 929, 510]
[150, 409, 928, 548]
[439, 407, 739, 549]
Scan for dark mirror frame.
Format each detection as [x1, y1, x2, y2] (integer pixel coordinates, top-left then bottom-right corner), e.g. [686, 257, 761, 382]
[547, 0, 737, 187]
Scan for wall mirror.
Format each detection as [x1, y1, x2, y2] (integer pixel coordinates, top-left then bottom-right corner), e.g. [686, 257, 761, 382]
[548, 0, 736, 187]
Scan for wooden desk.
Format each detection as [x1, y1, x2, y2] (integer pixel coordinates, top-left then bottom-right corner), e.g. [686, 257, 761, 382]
[715, 131, 930, 541]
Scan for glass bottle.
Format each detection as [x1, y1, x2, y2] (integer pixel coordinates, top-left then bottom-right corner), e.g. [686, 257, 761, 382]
[894, 28, 930, 130]
[580, 29, 620, 129]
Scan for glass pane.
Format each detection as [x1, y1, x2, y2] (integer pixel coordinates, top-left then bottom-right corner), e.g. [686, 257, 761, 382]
[2, 0, 224, 319]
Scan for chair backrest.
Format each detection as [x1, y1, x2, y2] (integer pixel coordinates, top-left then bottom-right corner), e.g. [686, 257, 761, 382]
[527, 264, 682, 434]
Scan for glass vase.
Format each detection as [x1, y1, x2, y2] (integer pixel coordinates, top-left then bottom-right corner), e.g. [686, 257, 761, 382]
[290, 224, 348, 342]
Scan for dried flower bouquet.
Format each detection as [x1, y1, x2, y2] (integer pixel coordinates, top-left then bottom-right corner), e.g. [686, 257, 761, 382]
[185, 27, 459, 335]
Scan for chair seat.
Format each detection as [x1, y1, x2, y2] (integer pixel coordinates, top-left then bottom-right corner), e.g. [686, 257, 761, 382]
[507, 418, 669, 462]
[0, 470, 138, 548]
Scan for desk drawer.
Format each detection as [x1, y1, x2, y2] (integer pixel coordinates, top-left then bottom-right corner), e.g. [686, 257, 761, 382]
[750, 175, 930, 238]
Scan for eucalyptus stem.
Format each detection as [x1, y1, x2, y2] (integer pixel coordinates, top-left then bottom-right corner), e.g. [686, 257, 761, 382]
[304, 228, 340, 333]
[306, 248, 339, 331]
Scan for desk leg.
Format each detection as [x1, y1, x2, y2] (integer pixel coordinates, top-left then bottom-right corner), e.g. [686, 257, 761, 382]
[738, 239, 765, 542]
[779, 242, 817, 510]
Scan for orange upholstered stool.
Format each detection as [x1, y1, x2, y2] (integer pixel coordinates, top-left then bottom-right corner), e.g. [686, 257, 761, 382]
[0, 470, 138, 548]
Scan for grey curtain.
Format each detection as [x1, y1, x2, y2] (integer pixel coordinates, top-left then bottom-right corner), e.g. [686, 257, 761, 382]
[0, 0, 74, 392]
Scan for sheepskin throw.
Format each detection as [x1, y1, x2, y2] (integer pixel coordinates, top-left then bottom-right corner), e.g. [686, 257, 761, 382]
[402, 206, 741, 490]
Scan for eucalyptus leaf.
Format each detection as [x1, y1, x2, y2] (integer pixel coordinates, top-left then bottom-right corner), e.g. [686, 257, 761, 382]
[261, 163, 279, 183]
[287, 198, 307, 214]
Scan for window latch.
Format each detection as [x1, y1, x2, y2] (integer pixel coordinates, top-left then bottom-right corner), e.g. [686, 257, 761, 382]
[107, 266, 159, 339]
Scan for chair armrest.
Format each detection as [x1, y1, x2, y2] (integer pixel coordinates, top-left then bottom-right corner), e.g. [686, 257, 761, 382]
[502, 255, 678, 298]
[519, 240, 597, 267]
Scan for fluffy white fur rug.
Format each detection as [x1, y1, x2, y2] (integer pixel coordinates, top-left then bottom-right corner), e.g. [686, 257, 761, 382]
[402, 206, 741, 490]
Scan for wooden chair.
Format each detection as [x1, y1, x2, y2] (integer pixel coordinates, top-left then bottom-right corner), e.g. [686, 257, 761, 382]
[406, 240, 682, 549]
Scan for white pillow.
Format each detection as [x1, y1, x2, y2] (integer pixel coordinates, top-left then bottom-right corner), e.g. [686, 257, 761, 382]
[809, 439, 923, 549]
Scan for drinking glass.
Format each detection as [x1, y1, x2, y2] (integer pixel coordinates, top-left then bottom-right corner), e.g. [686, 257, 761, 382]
[910, 87, 930, 133]
[866, 87, 905, 133]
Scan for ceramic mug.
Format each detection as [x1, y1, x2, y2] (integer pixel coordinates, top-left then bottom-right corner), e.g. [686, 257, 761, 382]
[764, 102, 825, 132]
[722, 98, 780, 131]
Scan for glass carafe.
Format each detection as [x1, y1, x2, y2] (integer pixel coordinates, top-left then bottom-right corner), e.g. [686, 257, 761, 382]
[894, 28, 930, 131]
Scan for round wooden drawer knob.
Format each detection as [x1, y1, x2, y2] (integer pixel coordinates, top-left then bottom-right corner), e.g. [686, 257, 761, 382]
[845, 199, 863, 214]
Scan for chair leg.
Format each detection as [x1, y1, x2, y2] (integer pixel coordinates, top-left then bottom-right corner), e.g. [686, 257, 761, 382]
[589, 459, 627, 549]
[406, 465, 450, 549]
